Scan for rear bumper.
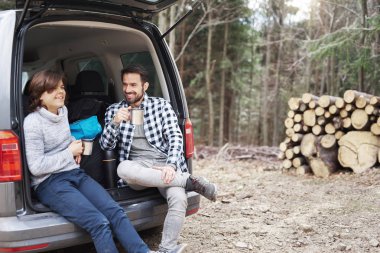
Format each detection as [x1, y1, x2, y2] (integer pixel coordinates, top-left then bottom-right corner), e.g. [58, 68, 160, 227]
[0, 192, 200, 252]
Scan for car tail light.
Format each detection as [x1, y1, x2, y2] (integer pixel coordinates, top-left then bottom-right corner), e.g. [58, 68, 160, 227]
[0, 131, 22, 182]
[0, 243, 49, 252]
[186, 207, 199, 216]
[184, 118, 194, 159]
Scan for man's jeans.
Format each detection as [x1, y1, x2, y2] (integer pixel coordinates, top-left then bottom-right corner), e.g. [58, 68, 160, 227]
[35, 169, 149, 253]
[117, 160, 189, 252]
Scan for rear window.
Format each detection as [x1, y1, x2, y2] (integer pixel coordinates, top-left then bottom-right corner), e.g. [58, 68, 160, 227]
[77, 57, 108, 93]
[121, 52, 162, 97]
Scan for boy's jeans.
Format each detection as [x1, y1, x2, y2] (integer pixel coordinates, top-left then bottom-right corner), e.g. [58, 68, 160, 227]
[35, 168, 149, 253]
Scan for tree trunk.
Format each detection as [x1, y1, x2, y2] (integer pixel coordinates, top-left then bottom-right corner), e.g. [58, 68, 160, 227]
[358, 0, 368, 91]
[169, 5, 176, 54]
[158, 10, 168, 33]
[205, 5, 214, 146]
[329, 56, 337, 95]
[236, 91, 242, 143]
[319, 59, 328, 94]
[272, 5, 284, 146]
[262, 27, 271, 146]
[218, 23, 229, 147]
[179, 22, 186, 77]
[228, 90, 236, 144]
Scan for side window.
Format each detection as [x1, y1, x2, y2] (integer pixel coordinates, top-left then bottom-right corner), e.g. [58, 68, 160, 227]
[120, 52, 162, 97]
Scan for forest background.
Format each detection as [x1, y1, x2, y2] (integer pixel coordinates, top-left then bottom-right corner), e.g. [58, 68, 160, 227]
[155, 0, 380, 148]
[2, 0, 380, 148]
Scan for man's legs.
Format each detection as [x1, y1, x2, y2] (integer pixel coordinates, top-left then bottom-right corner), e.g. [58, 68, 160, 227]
[118, 160, 188, 252]
[157, 186, 187, 252]
[117, 160, 189, 188]
[118, 160, 217, 202]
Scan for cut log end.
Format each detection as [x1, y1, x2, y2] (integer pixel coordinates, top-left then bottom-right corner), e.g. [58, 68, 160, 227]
[300, 133, 317, 158]
[321, 134, 336, 149]
[338, 131, 380, 173]
[309, 157, 337, 178]
[351, 109, 369, 130]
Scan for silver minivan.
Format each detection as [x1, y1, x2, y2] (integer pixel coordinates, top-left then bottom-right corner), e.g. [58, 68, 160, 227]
[0, 1, 199, 252]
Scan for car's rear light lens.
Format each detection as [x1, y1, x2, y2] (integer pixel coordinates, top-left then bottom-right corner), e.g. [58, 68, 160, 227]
[0, 131, 22, 182]
[184, 118, 194, 159]
[186, 207, 199, 216]
[0, 243, 49, 252]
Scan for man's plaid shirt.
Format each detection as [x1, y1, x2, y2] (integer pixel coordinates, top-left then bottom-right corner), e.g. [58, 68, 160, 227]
[99, 94, 188, 172]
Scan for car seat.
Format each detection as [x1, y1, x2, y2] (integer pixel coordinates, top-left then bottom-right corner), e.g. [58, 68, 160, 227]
[70, 70, 113, 104]
[67, 70, 113, 187]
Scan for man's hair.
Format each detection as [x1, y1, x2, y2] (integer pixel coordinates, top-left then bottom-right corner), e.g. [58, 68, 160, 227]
[28, 69, 66, 112]
[121, 64, 149, 84]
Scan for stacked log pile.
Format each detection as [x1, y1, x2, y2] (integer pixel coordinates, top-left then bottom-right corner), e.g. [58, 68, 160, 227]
[279, 90, 380, 177]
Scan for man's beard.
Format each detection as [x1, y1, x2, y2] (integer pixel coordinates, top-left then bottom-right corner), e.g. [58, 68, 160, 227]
[126, 90, 144, 105]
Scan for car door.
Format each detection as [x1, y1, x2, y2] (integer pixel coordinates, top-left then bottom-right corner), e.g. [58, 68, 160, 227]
[0, 10, 16, 129]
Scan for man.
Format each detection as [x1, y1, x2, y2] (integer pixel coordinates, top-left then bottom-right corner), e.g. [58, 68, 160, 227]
[100, 64, 217, 253]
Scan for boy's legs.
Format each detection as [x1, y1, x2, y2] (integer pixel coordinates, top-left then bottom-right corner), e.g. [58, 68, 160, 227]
[35, 169, 119, 253]
[77, 169, 150, 253]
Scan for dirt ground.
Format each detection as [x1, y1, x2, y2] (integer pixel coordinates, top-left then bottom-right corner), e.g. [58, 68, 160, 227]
[141, 158, 380, 253]
[60, 156, 380, 253]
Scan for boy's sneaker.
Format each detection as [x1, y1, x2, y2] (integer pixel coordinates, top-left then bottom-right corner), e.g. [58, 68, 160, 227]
[189, 175, 217, 202]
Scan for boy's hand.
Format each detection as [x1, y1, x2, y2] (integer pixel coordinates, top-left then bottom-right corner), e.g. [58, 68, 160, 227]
[69, 140, 83, 156]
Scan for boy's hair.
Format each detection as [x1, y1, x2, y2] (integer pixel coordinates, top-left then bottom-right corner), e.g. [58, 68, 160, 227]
[28, 69, 66, 112]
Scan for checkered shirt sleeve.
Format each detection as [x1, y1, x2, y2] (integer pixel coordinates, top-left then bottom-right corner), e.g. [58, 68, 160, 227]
[99, 101, 132, 160]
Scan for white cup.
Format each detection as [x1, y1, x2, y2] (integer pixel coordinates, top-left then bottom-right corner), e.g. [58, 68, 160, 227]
[130, 108, 144, 125]
[82, 139, 94, 156]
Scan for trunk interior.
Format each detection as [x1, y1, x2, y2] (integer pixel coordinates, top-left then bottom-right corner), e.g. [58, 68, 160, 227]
[20, 16, 168, 211]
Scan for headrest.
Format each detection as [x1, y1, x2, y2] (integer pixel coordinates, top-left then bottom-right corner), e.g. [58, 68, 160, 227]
[23, 80, 31, 96]
[75, 70, 104, 93]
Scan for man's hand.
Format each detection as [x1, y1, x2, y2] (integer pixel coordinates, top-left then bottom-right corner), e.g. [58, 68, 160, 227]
[153, 164, 176, 184]
[113, 107, 131, 124]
